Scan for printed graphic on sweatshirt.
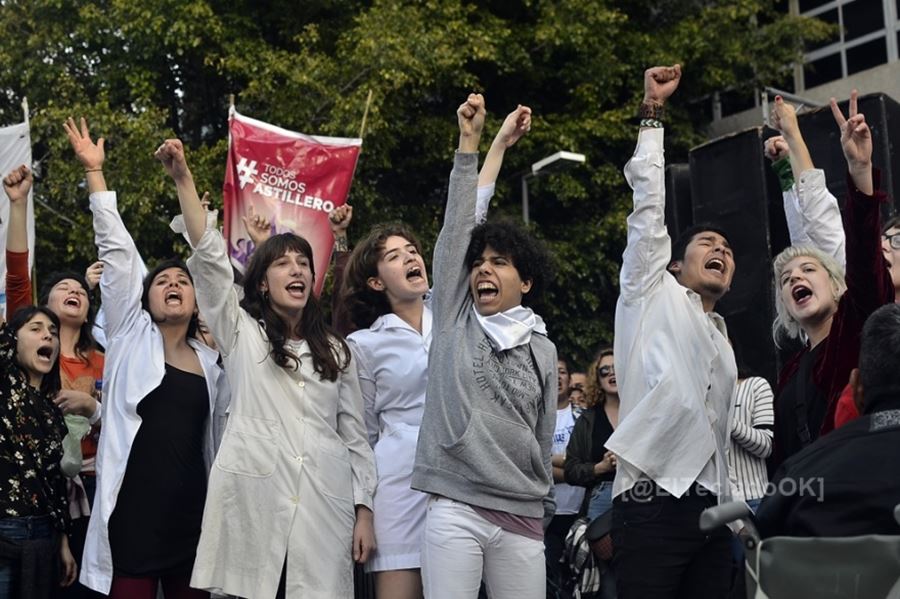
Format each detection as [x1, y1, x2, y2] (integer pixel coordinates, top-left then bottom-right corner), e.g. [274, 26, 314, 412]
[472, 337, 541, 420]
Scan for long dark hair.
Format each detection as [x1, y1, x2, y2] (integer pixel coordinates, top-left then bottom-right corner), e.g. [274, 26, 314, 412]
[141, 258, 200, 340]
[9, 305, 62, 396]
[39, 271, 99, 363]
[241, 233, 349, 381]
[340, 223, 424, 330]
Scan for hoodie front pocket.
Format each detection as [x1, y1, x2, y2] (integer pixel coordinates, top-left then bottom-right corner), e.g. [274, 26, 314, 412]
[444, 410, 544, 495]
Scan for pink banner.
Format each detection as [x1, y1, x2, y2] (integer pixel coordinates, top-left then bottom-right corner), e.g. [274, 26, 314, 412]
[223, 109, 362, 295]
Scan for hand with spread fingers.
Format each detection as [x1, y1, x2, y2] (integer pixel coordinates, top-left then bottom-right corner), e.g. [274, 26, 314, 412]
[63, 117, 107, 193]
[63, 117, 105, 171]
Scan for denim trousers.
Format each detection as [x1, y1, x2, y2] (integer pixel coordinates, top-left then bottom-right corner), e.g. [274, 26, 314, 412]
[0, 515, 55, 599]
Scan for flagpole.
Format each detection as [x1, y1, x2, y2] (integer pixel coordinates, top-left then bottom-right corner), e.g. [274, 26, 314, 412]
[21, 97, 29, 125]
[358, 89, 373, 140]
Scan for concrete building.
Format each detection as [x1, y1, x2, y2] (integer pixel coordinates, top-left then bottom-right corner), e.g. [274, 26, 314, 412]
[708, 0, 900, 138]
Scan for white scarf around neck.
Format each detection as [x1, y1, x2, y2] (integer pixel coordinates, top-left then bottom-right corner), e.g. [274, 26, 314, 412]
[473, 304, 546, 351]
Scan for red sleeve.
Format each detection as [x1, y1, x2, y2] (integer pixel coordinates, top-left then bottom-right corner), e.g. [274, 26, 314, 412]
[5, 250, 32, 320]
[833, 384, 860, 429]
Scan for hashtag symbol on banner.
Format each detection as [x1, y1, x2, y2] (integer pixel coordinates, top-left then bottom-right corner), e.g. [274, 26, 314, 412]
[236, 158, 259, 189]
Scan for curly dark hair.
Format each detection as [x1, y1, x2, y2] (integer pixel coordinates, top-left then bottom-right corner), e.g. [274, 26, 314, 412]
[241, 233, 349, 381]
[39, 271, 100, 363]
[585, 346, 613, 408]
[9, 305, 62, 396]
[464, 219, 554, 308]
[340, 223, 425, 331]
[141, 259, 199, 340]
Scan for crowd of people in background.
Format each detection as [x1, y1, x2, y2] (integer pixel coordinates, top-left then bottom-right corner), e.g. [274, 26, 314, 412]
[1, 63, 899, 599]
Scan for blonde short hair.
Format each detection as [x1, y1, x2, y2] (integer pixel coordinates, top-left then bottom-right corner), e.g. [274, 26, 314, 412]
[772, 245, 846, 345]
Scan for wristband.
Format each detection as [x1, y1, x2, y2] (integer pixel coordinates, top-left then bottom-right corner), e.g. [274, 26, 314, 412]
[85, 168, 103, 173]
[771, 157, 794, 192]
[640, 118, 663, 129]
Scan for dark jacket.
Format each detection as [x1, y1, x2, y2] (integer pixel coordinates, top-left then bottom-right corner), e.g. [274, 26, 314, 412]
[774, 171, 894, 465]
[757, 390, 900, 538]
[564, 405, 615, 489]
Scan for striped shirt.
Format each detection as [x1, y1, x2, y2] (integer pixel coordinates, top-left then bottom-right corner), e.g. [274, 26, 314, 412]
[727, 377, 775, 501]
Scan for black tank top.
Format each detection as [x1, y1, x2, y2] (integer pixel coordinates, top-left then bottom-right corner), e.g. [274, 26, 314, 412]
[108, 363, 209, 576]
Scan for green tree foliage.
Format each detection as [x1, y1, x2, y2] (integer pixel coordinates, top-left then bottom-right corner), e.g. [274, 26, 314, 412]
[0, 0, 829, 366]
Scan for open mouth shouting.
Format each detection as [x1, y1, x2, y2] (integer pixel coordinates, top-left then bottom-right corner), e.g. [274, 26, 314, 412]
[165, 290, 184, 306]
[286, 280, 307, 299]
[475, 281, 499, 303]
[705, 257, 726, 276]
[35, 343, 56, 365]
[406, 265, 425, 283]
[63, 296, 82, 309]
[791, 284, 813, 307]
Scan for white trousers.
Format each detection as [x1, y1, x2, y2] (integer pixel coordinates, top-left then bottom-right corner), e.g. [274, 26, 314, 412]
[421, 496, 545, 599]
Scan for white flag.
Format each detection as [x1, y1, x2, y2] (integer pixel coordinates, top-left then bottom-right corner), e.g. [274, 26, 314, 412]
[0, 119, 34, 316]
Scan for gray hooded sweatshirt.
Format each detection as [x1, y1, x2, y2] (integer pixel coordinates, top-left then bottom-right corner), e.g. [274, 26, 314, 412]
[411, 151, 557, 521]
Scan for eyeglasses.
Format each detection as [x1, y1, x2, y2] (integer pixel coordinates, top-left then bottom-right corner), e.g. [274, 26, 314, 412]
[598, 365, 615, 379]
[884, 233, 900, 250]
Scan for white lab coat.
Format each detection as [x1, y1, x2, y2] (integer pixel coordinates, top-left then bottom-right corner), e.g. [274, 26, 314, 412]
[187, 228, 376, 599]
[80, 192, 228, 594]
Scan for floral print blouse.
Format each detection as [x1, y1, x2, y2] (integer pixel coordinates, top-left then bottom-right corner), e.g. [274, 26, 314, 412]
[0, 323, 69, 533]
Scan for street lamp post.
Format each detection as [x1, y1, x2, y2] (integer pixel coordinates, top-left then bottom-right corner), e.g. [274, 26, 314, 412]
[520, 151, 586, 225]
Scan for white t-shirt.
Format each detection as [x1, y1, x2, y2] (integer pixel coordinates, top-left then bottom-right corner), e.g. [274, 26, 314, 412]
[553, 407, 585, 515]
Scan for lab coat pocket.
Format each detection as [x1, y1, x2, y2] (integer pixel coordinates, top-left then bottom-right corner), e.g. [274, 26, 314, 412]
[317, 446, 355, 505]
[215, 414, 280, 478]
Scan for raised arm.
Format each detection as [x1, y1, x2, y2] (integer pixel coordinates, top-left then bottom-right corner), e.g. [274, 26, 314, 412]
[770, 99, 845, 266]
[474, 105, 531, 224]
[165, 142, 243, 355]
[619, 65, 681, 302]
[63, 118, 107, 194]
[431, 94, 485, 327]
[831, 91, 894, 311]
[155, 139, 205, 247]
[65, 117, 144, 339]
[328, 204, 356, 336]
[4, 166, 33, 319]
[832, 90, 873, 196]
